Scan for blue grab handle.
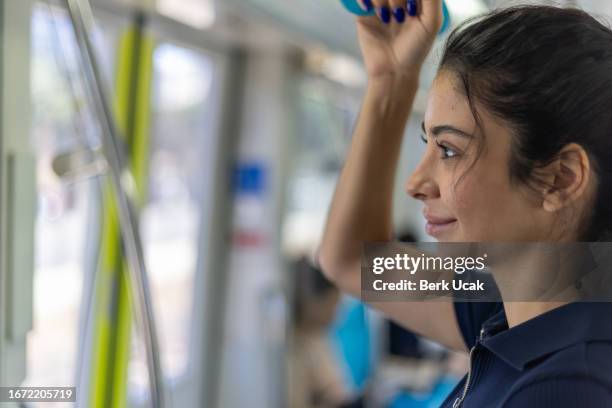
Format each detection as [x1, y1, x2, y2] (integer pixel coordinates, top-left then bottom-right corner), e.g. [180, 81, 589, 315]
[340, 0, 373, 16]
[340, 0, 450, 34]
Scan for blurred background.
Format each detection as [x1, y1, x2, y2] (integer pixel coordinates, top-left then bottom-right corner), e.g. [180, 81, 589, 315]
[0, 0, 611, 407]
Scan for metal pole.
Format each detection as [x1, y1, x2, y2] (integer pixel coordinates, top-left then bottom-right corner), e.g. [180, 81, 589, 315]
[62, 0, 164, 407]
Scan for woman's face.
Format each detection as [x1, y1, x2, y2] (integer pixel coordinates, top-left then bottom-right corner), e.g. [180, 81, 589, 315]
[406, 70, 552, 242]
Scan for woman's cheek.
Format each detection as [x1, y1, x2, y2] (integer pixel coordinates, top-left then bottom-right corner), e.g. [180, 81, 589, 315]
[449, 173, 481, 215]
[449, 173, 504, 241]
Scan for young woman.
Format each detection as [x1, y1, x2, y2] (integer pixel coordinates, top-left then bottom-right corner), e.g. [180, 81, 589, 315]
[317, 1, 612, 407]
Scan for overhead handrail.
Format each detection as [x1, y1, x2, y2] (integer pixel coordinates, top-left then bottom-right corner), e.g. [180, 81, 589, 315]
[62, 0, 165, 407]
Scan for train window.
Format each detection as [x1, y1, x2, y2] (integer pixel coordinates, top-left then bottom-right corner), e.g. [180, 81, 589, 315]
[283, 75, 360, 255]
[24, 3, 116, 397]
[127, 42, 222, 400]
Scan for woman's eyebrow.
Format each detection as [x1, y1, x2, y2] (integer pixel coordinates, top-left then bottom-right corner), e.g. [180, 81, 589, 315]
[421, 121, 474, 139]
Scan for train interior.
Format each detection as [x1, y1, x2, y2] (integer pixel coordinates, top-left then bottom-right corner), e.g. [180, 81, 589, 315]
[0, 0, 611, 407]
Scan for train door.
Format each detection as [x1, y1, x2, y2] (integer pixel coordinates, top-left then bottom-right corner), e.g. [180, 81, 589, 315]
[1, 1, 234, 407]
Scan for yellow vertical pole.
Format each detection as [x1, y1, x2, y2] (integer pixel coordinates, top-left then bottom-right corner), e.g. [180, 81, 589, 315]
[88, 14, 154, 408]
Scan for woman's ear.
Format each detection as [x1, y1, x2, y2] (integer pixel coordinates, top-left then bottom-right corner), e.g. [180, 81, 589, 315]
[540, 143, 592, 213]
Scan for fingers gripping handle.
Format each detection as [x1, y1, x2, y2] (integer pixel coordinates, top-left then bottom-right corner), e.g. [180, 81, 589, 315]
[340, 0, 450, 34]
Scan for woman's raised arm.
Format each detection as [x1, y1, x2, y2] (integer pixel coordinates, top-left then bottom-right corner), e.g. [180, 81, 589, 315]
[317, 0, 466, 351]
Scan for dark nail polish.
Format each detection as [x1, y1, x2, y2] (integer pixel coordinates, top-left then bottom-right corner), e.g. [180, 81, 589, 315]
[363, 0, 374, 11]
[393, 7, 405, 23]
[407, 0, 417, 17]
[377, 7, 391, 24]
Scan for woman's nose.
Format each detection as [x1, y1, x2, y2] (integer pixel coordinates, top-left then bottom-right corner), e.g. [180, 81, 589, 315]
[405, 160, 439, 201]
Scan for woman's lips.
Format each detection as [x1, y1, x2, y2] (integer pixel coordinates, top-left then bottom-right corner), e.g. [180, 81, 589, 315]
[424, 217, 457, 237]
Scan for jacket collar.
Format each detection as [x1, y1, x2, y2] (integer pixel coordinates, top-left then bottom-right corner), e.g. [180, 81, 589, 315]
[480, 301, 612, 371]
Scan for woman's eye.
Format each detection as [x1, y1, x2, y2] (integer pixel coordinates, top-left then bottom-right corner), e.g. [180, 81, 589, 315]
[436, 142, 459, 159]
[420, 133, 459, 159]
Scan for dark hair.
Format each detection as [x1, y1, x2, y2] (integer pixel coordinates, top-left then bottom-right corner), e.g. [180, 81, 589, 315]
[292, 256, 337, 324]
[397, 229, 417, 243]
[439, 5, 612, 241]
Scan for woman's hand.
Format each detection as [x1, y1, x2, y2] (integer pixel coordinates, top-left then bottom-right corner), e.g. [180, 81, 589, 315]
[355, 0, 443, 81]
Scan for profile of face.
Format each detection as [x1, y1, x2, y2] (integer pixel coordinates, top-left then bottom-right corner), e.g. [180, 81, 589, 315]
[405, 70, 590, 243]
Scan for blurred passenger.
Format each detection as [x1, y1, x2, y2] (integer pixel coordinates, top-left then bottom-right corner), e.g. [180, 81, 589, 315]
[288, 256, 363, 408]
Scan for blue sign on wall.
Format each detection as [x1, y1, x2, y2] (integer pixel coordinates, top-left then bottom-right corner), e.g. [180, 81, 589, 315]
[233, 162, 267, 196]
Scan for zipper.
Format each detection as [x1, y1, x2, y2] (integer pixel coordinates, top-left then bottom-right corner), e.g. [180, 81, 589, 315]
[452, 345, 476, 408]
[452, 328, 485, 408]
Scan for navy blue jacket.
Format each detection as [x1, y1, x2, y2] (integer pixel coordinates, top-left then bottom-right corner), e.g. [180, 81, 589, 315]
[440, 301, 612, 407]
